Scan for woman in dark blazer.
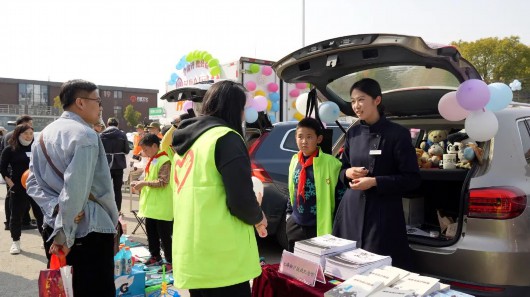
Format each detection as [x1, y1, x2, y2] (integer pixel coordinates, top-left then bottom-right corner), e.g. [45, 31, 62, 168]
[332, 78, 421, 269]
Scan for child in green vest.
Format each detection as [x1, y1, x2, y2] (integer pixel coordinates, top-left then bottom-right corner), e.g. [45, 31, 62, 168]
[286, 117, 344, 252]
[131, 133, 173, 270]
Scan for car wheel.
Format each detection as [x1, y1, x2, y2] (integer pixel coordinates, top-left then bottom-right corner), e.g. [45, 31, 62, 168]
[275, 213, 288, 249]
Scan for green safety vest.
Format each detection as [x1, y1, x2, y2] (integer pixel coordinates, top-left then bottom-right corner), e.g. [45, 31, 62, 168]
[138, 152, 173, 221]
[288, 147, 342, 235]
[172, 126, 261, 289]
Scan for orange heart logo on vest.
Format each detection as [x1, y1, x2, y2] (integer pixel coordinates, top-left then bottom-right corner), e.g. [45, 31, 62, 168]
[174, 149, 195, 194]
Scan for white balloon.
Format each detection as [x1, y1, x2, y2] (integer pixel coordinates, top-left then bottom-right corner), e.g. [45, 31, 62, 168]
[464, 110, 499, 142]
[295, 93, 309, 115]
[251, 176, 264, 204]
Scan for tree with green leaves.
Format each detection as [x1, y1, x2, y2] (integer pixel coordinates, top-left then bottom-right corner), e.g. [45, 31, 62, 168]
[123, 104, 142, 128]
[53, 95, 63, 113]
[451, 36, 530, 85]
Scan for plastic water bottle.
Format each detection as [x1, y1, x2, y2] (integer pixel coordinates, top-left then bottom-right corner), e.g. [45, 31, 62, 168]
[114, 245, 124, 276]
[124, 246, 133, 275]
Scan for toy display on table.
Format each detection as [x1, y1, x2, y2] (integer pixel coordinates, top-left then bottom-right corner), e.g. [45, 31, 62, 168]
[456, 143, 484, 169]
[415, 148, 432, 169]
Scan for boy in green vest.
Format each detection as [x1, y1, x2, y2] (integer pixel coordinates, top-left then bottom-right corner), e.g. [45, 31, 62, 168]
[286, 117, 343, 252]
[131, 133, 173, 270]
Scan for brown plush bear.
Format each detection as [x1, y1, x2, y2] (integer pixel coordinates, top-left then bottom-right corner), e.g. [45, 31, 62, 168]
[415, 148, 432, 168]
[420, 130, 448, 153]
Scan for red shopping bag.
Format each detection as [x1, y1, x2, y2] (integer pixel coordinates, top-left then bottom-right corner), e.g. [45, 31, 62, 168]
[38, 252, 74, 297]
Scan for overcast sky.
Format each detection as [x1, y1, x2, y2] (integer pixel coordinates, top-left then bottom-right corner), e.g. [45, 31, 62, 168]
[0, 0, 528, 97]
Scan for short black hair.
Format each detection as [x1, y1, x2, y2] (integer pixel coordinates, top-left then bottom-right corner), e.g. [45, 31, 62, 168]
[59, 79, 98, 109]
[139, 133, 160, 147]
[107, 117, 119, 127]
[15, 115, 33, 125]
[350, 78, 385, 115]
[297, 117, 323, 136]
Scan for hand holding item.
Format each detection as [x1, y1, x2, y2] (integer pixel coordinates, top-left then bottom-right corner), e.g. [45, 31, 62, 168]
[346, 167, 368, 180]
[131, 181, 146, 192]
[49, 243, 71, 257]
[349, 177, 377, 191]
[255, 211, 268, 238]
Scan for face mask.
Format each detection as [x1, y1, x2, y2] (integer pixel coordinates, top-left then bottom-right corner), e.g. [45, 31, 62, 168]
[19, 135, 32, 146]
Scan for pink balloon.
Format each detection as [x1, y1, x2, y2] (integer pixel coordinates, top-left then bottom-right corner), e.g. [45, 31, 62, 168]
[245, 81, 257, 92]
[289, 89, 300, 98]
[245, 92, 253, 108]
[295, 83, 307, 90]
[456, 79, 490, 111]
[438, 91, 469, 121]
[267, 82, 279, 93]
[182, 100, 193, 111]
[262, 66, 273, 76]
[252, 95, 268, 112]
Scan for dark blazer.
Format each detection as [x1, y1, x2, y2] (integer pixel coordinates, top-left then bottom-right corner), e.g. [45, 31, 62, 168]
[332, 116, 421, 269]
[100, 126, 130, 170]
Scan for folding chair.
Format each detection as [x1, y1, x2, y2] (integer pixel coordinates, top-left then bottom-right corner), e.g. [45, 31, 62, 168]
[130, 210, 146, 235]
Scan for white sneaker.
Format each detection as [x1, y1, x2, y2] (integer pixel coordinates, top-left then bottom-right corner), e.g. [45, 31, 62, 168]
[10, 241, 21, 254]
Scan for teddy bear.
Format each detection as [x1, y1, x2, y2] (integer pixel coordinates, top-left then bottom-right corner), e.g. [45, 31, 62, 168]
[421, 130, 448, 153]
[428, 142, 444, 168]
[415, 148, 432, 168]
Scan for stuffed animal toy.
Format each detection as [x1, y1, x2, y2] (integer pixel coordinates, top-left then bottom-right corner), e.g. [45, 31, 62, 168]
[428, 142, 444, 167]
[415, 148, 432, 168]
[421, 130, 448, 153]
[456, 143, 484, 169]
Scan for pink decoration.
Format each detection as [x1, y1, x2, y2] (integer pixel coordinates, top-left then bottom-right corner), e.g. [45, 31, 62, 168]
[438, 91, 469, 121]
[245, 81, 257, 92]
[289, 89, 300, 98]
[182, 100, 193, 111]
[267, 82, 279, 93]
[252, 95, 268, 112]
[295, 83, 307, 90]
[262, 66, 273, 76]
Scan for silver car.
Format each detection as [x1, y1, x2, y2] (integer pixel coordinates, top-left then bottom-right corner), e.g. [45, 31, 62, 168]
[273, 33, 530, 297]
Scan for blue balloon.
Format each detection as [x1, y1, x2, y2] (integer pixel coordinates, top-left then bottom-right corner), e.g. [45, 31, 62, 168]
[486, 83, 513, 111]
[318, 101, 340, 123]
[269, 92, 280, 102]
[271, 102, 280, 112]
[245, 107, 258, 123]
[168, 79, 176, 85]
[463, 146, 475, 161]
[170, 73, 178, 81]
[268, 114, 276, 123]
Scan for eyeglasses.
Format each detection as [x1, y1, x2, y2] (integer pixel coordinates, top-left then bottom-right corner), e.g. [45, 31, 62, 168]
[79, 97, 102, 106]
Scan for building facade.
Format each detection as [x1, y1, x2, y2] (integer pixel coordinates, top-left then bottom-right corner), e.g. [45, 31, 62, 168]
[0, 77, 158, 132]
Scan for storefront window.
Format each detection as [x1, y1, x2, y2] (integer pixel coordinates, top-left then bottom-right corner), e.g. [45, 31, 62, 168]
[114, 106, 122, 118]
[113, 90, 122, 99]
[19, 83, 49, 106]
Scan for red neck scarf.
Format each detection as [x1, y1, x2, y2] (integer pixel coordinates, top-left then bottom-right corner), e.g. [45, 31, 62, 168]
[145, 151, 167, 174]
[296, 149, 318, 206]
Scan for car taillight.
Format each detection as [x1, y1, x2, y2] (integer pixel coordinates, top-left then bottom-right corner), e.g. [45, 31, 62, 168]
[248, 132, 272, 183]
[468, 187, 527, 220]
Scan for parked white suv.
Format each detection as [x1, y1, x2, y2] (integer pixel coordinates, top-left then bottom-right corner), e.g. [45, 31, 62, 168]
[274, 33, 530, 297]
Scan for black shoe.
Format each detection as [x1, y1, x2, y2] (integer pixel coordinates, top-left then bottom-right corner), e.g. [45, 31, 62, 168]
[21, 224, 38, 230]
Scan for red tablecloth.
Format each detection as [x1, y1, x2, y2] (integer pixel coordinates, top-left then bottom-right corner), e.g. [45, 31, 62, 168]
[252, 264, 336, 297]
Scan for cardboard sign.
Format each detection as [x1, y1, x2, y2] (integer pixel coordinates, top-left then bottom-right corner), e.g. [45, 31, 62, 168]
[278, 250, 326, 287]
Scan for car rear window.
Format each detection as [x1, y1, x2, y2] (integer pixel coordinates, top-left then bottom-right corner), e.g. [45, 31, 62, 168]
[326, 66, 460, 102]
[517, 119, 530, 164]
[282, 126, 345, 152]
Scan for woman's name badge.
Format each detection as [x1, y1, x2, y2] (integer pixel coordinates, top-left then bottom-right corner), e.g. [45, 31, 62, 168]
[369, 150, 382, 155]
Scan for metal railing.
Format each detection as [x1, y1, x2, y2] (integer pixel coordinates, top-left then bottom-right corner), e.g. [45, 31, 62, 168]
[0, 104, 60, 116]
[0, 104, 25, 115]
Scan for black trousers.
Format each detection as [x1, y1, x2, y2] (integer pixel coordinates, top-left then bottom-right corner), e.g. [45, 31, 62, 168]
[110, 169, 124, 211]
[9, 188, 43, 241]
[145, 218, 173, 263]
[59, 232, 115, 297]
[189, 281, 251, 297]
[4, 182, 31, 227]
[286, 216, 317, 253]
